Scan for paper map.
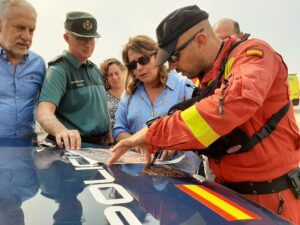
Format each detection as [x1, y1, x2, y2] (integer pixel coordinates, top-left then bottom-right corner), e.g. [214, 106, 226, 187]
[67, 148, 186, 166]
[67, 148, 147, 165]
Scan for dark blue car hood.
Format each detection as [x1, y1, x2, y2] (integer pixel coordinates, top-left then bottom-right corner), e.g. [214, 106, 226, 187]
[0, 138, 292, 225]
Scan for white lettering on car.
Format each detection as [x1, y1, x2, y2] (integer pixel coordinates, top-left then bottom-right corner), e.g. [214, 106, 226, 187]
[104, 206, 143, 225]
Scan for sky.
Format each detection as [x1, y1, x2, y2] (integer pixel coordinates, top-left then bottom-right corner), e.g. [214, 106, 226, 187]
[28, 0, 300, 74]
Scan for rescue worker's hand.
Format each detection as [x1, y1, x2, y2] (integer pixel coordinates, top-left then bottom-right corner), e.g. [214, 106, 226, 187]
[55, 129, 81, 150]
[108, 127, 150, 165]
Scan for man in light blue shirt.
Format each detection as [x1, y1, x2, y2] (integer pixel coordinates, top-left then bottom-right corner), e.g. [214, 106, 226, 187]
[0, 0, 46, 138]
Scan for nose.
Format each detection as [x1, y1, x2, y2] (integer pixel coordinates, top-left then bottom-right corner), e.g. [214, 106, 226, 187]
[136, 62, 144, 70]
[20, 29, 33, 42]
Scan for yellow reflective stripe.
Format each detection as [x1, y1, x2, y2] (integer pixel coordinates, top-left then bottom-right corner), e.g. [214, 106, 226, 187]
[181, 105, 220, 147]
[195, 80, 200, 88]
[246, 49, 264, 57]
[225, 57, 235, 79]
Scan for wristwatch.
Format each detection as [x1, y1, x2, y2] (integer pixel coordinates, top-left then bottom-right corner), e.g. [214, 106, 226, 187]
[146, 117, 161, 128]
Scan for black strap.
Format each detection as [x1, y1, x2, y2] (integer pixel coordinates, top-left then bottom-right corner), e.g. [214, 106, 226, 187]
[222, 173, 290, 195]
[239, 102, 290, 153]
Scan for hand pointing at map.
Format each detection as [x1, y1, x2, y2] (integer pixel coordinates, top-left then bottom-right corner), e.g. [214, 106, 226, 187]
[108, 127, 151, 165]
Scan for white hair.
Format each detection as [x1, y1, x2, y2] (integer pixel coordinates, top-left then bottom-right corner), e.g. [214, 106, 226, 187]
[0, 0, 37, 20]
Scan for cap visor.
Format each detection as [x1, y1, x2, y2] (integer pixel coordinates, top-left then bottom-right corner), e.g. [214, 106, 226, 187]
[69, 31, 100, 38]
[155, 40, 177, 66]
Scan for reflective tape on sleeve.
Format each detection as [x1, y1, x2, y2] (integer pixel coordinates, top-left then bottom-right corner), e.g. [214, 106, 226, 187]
[181, 105, 220, 147]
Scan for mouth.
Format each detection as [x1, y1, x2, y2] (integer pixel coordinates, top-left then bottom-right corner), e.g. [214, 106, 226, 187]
[138, 73, 148, 78]
[17, 42, 29, 50]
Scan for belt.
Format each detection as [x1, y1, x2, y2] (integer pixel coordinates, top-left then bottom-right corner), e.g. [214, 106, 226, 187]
[46, 134, 107, 145]
[221, 174, 291, 195]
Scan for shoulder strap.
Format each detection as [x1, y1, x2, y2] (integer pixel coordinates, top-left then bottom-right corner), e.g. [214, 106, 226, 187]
[48, 55, 64, 66]
[238, 102, 290, 153]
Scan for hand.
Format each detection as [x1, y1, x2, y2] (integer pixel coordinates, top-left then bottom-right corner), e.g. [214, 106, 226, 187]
[108, 127, 151, 165]
[55, 129, 81, 150]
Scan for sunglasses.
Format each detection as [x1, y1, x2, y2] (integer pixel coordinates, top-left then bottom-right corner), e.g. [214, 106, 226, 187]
[126, 54, 153, 71]
[168, 28, 204, 64]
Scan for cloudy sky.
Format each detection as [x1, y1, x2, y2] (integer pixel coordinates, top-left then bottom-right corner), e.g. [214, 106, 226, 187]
[29, 0, 300, 74]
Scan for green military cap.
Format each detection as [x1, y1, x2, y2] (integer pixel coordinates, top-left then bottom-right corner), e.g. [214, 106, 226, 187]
[64, 11, 100, 38]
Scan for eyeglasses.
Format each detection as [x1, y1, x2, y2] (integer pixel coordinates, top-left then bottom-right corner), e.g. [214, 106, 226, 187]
[126, 54, 153, 71]
[168, 28, 204, 63]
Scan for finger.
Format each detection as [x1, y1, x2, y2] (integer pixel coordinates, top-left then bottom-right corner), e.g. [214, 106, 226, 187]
[75, 132, 81, 150]
[56, 135, 64, 149]
[62, 133, 70, 149]
[144, 149, 151, 165]
[71, 130, 81, 150]
[108, 147, 129, 165]
[69, 131, 76, 149]
[110, 141, 126, 153]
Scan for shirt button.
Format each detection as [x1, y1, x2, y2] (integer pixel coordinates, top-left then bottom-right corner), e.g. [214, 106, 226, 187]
[17, 114, 20, 117]
[15, 96, 19, 99]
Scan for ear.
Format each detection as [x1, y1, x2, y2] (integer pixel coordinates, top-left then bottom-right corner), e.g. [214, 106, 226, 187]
[195, 33, 206, 51]
[63, 33, 69, 43]
[238, 32, 244, 39]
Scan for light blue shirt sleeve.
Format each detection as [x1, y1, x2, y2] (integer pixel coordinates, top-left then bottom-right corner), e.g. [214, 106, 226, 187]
[113, 94, 132, 138]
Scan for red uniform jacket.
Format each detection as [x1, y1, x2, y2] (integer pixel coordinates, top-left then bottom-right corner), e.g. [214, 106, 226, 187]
[146, 38, 300, 183]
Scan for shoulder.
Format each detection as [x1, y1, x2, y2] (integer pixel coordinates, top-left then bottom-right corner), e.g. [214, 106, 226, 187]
[27, 50, 46, 66]
[166, 70, 193, 88]
[233, 38, 275, 57]
[48, 55, 64, 66]
[27, 50, 44, 61]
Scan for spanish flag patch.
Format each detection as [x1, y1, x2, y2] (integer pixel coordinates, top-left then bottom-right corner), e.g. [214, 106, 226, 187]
[177, 184, 261, 221]
[246, 49, 264, 57]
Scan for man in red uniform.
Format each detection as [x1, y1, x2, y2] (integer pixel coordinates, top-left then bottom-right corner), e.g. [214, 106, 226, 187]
[109, 5, 300, 224]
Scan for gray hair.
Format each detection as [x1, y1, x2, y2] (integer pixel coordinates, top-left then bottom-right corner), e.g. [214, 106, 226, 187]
[0, 0, 37, 20]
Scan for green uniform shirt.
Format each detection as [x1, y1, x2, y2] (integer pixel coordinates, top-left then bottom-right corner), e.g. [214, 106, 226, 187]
[39, 50, 109, 136]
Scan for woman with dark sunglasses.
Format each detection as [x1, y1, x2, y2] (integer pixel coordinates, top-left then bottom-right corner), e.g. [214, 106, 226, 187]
[112, 35, 200, 173]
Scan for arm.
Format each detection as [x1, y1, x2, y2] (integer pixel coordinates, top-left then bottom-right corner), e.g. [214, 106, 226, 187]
[37, 102, 81, 149]
[112, 94, 132, 139]
[115, 131, 132, 142]
[108, 127, 150, 165]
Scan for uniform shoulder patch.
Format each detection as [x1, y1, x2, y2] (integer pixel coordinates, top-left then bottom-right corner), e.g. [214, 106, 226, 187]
[48, 55, 64, 66]
[246, 49, 264, 58]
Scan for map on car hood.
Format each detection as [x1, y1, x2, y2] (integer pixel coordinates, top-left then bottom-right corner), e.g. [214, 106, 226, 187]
[67, 148, 185, 166]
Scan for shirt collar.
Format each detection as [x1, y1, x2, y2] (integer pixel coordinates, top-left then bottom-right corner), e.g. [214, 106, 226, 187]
[0, 47, 29, 62]
[62, 50, 93, 70]
[164, 70, 177, 90]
